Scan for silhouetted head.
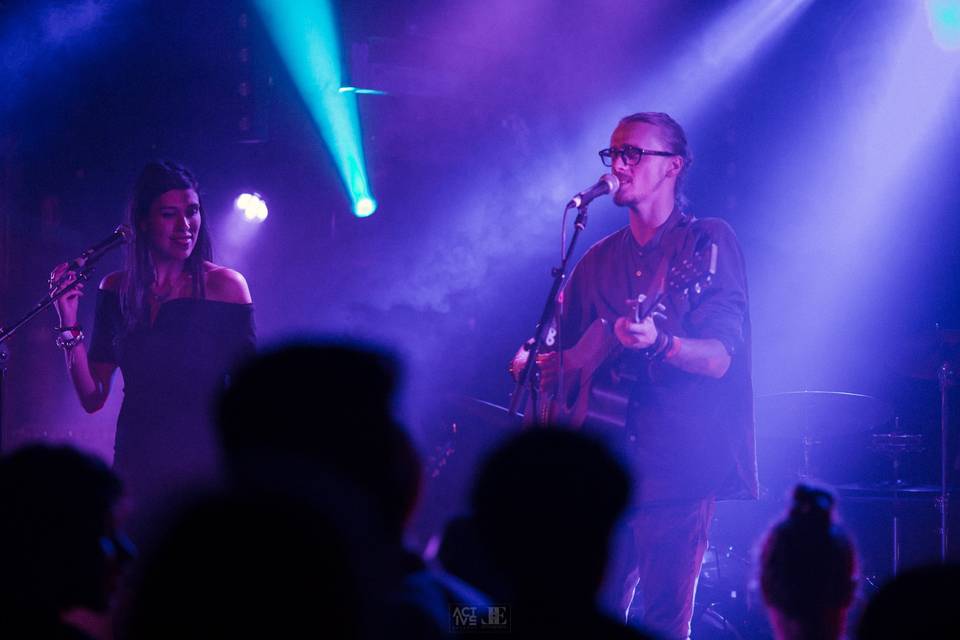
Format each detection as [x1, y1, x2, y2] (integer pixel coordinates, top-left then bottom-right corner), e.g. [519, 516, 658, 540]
[759, 485, 856, 639]
[217, 340, 421, 540]
[437, 514, 505, 599]
[123, 491, 363, 639]
[0, 444, 129, 623]
[470, 428, 631, 601]
[857, 563, 960, 640]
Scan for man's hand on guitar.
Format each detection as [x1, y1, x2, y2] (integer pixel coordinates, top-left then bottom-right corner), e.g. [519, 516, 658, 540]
[509, 342, 559, 391]
[614, 315, 658, 350]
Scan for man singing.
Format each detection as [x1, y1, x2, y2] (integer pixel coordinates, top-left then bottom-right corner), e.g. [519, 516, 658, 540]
[541, 112, 757, 639]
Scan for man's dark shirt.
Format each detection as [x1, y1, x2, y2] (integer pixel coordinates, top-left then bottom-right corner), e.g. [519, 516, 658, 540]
[558, 208, 758, 503]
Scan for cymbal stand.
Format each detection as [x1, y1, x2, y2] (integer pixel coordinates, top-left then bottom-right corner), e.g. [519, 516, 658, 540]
[798, 434, 820, 481]
[938, 361, 955, 562]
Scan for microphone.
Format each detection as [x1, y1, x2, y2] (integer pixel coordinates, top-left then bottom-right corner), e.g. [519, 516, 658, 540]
[566, 174, 620, 209]
[67, 225, 131, 271]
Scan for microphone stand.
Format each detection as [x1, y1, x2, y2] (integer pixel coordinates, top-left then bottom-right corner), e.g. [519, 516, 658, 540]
[0, 346, 6, 453]
[508, 203, 590, 418]
[0, 252, 110, 452]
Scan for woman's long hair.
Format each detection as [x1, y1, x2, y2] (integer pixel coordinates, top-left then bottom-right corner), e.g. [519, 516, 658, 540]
[120, 161, 213, 333]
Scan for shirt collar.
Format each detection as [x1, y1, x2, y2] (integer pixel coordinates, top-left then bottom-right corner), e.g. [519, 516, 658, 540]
[630, 205, 684, 253]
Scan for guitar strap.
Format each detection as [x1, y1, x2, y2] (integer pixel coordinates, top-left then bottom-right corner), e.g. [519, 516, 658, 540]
[646, 212, 695, 310]
[619, 213, 695, 383]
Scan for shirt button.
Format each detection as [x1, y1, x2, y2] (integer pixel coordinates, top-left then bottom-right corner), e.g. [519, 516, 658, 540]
[635, 270, 643, 277]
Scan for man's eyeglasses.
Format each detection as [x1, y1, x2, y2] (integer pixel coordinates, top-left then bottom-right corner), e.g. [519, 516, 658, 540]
[599, 145, 677, 167]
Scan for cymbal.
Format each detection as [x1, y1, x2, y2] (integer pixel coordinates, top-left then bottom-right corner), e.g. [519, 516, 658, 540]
[892, 328, 960, 381]
[833, 482, 944, 499]
[756, 390, 894, 437]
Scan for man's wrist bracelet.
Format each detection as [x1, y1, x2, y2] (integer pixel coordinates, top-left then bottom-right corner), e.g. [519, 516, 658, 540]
[644, 330, 673, 360]
[666, 335, 681, 359]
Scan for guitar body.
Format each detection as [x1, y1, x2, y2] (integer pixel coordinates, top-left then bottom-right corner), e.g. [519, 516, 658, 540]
[518, 238, 719, 432]
[526, 317, 632, 429]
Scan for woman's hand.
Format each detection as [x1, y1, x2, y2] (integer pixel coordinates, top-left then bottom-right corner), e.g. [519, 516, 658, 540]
[49, 263, 85, 326]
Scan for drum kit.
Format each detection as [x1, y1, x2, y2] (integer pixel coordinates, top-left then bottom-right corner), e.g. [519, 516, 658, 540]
[696, 328, 959, 639]
[755, 330, 959, 569]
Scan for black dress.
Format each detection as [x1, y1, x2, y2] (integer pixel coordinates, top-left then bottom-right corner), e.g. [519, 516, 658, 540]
[89, 289, 256, 506]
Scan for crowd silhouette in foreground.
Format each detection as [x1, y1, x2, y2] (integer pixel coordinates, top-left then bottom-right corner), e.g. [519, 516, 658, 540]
[1, 340, 958, 639]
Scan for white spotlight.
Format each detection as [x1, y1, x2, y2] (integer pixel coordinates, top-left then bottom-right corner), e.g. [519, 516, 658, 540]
[235, 192, 268, 223]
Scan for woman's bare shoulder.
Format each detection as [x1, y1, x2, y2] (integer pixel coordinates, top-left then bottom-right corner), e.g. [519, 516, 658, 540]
[203, 262, 252, 304]
[99, 271, 125, 291]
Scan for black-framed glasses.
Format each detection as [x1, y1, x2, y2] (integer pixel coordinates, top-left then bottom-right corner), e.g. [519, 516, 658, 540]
[599, 145, 677, 167]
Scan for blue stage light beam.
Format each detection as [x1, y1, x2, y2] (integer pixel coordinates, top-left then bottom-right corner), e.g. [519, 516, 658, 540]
[928, 0, 960, 50]
[253, 0, 376, 218]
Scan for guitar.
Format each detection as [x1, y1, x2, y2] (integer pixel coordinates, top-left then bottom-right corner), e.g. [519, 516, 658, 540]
[512, 238, 718, 430]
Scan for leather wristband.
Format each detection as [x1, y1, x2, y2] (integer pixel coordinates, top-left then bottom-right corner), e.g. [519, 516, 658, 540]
[643, 329, 673, 360]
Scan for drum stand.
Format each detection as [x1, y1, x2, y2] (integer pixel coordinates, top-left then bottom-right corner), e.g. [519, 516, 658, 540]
[871, 428, 925, 575]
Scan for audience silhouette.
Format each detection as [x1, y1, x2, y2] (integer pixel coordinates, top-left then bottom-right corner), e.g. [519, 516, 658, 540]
[214, 340, 488, 638]
[856, 562, 960, 640]
[759, 484, 857, 640]
[122, 491, 364, 639]
[0, 444, 133, 640]
[463, 427, 657, 639]
[15, 343, 957, 640]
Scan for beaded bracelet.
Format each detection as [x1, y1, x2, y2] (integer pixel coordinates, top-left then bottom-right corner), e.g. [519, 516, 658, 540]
[54, 325, 85, 350]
